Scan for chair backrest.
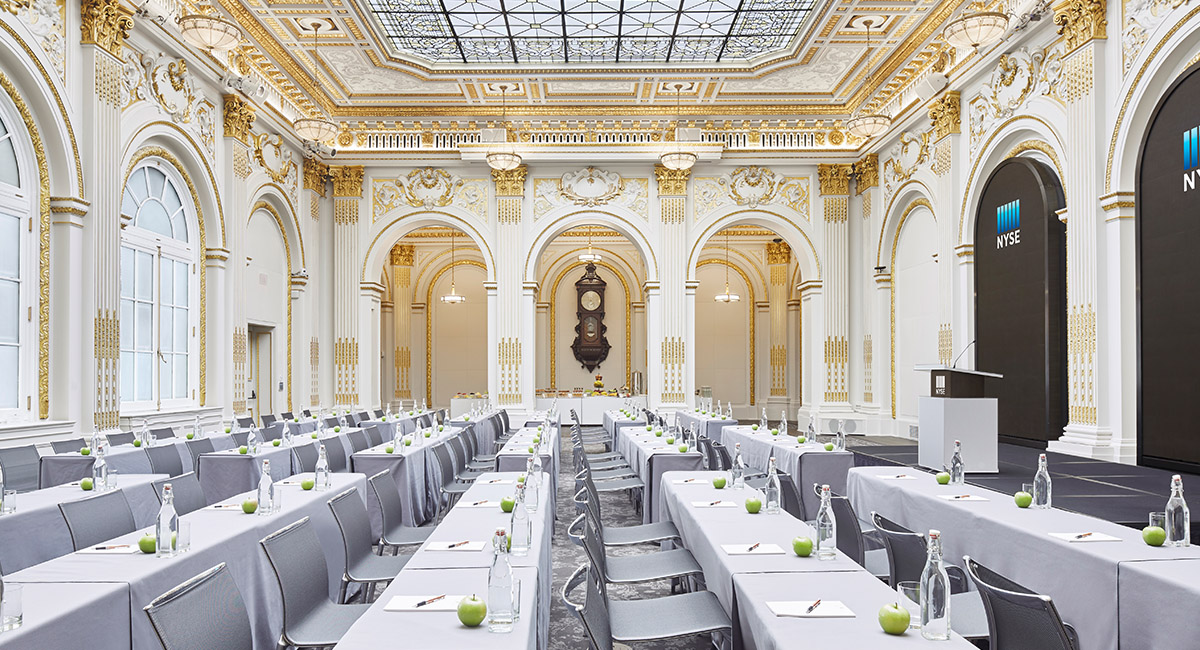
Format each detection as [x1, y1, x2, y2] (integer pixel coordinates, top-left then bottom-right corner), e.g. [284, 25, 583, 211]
[373, 409, 384, 419]
[435, 409, 446, 425]
[871, 512, 927, 588]
[230, 431, 249, 447]
[357, 411, 371, 423]
[777, 472, 803, 520]
[965, 556, 1077, 650]
[324, 441, 348, 473]
[153, 473, 208, 516]
[292, 443, 319, 474]
[146, 444, 186, 477]
[235, 417, 253, 428]
[431, 443, 457, 488]
[151, 427, 176, 441]
[324, 416, 340, 429]
[499, 410, 512, 433]
[347, 429, 370, 453]
[259, 518, 331, 634]
[0, 444, 40, 492]
[364, 426, 384, 448]
[580, 511, 609, 577]
[300, 409, 311, 418]
[144, 563, 254, 650]
[58, 489, 136, 550]
[713, 442, 733, 471]
[578, 564, 615, 650]
[261, 422, 285, 442]
[261, 414, 277, 426]
[281, 412, 294, 421]
[367, 470, 408, 540]
[51, 438, 86, 454]
[327, 487, 375, 576]
[829, 495, 866, 565]
[448, 436, 470, 469]
[344, 413, 359, 426]
[184, 438, 215, 475]
[107, 432, 136, 447]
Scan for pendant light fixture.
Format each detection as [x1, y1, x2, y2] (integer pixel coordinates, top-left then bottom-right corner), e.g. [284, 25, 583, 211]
[578, 226, 602, 263]
[178, 5, 242, 53]
[942, 1, 1009, 50]
[845, 18, 893, 140]
[714, 229, 741, 303]
[292, 19, 339, 144]
[659, 83, 697, 171]
[441, 231, 467, 304]
[486, 83, 522, 172]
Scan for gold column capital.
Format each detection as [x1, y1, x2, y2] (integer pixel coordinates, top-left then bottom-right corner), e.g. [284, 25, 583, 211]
[303, 159, 329, 195]
[390, 243, 415, 266]
[222, 95, 255, 144]
[654, 165, 691, 196]
[80, 0, 133, 58]
[330, 165, 365, 198]
[491, 165, 528, 197]
[928, 91, 962, 141]
[766, 240, 791, 265]
[852, 154, 879, 194]
[1054, 0, 1106, 53]
[817, 164, 852, 196]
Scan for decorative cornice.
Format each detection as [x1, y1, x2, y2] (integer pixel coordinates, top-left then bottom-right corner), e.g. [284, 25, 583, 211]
[390, 243, 415, 266]
[1054, 0, 1107, 53]
[491, 166, 528, 197]
[766, 241, 791, 265]
[303, 158, 329, 195]
[654, 165, 690, 196]
[817, 163, 852, 196]
[330, 165, 365, 198]
[852, 154, 878, 195]
[928, 91, 961, 141]
[80, 0, 133, 58]
[222, 95, 255, 144]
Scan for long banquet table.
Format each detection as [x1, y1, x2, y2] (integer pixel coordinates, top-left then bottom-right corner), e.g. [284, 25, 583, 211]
[847, 466, 1200, 650]
[601, 409, 645, 444]
[37, 432, 237, 488]
[677, 410, 739, 444]
[1117, 558, 1200, 650]
[0, 581, 132, 650]
[722, 425, 854, 518]
[615, 425, 704, 523]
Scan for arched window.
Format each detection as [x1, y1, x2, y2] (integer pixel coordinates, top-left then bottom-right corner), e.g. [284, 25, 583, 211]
[120, 161, 196, 409]
[0, 105, 32, 416]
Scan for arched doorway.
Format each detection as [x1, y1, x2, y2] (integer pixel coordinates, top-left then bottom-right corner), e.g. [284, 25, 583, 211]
[892, 202, 939, 428]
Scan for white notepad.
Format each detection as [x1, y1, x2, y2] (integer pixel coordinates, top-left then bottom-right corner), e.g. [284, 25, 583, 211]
[937, 494, 989, 501]
[1048, 532, 1122, 543]
[691, 500, 739, 508]
[721, 543, 786, 556]
[767, 600, 855, 618]
[427, 541, 487, 551]
[78, 544, 141, 555]
[879, 474, 918, 480]
[384, 595, 466, 612]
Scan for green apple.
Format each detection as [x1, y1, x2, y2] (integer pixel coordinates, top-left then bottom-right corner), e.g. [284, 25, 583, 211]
[186, 433, 195, 440]
[824, 443, 835, 451]
[272, 439, 281, 447]
[457, 594, 487, 627]
[1143, 525, 1167, 547]
[241, 499, 258, 514]
[751, 424, 759, 431]
[678, 444, 689, 453]
[538, 426, 544, 431]
[311, 433, 319, 439]
[666, 437, 675, 445]
[792, 536, 813, 557]
[527, 446, 535, 453]
[80, 478, 94, 491]
[138, 535, 156, 554]
[334, 426, 341, 433]
[424, 431, 432, 438]
[385, 446, 395, 454]
[500, 496, 516, 513]
[936, 472, 951, 485]
[646, 425, 653, 431]
[712, 477, 726, 489]
[133, 439, 143, 448]
[745, 497, 763, 514]
[239, 446, 248, 455]
[655, 430, 663, 437]
[438, 425, 445, 431]
[80, 447, 91, 456]
[224, 427, 231, 433]
[404, 439, 412, 446]
[517, 474, 526, 484]
[878, 602, 911, 635]
[770, 429, 779, 436]
[1013, 491, 1033, 508]
[301, 479, 315, 491]
[532, 437, 540, 444]
[463, 416, 471, 422]
[294, 419, 299, 423]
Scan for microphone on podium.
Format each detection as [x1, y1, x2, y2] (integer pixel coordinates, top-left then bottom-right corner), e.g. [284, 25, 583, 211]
[950, 340, 977, 370]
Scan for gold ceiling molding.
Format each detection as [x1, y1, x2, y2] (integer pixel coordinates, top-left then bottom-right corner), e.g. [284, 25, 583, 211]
[390, 243, 415, 266]
[928, 91, 961, 141]
[818, 164, 852, 195]
[330, 165, 365, 197]
[251, 133, 296, 185]
[853, 154, 879, 194]
[303, 158, 329, 195]
[222, 94, 255, 143]
[654, 165, 690, 196]
[81, 0, 133, 58]
[1054, 0, 1107, 53]
[766, 241, 792, 265]
[492, 166, 528, 197]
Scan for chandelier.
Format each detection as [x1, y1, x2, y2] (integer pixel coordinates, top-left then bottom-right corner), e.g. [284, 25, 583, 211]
[578, 227, 602, 263]
[292, 19, 338, 144]
[714, 229, 740, 303]
[178, 13, 242, 52]
[486, 84, 523, 171]
[943, 1, 1009, 49]
[845, 19, 892, 139]
[659, 83, 697, 171]
[441, 231, 466, 304]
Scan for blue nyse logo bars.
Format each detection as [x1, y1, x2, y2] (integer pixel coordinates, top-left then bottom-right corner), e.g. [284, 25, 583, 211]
[1185, 125, 1200, 191]
[996, 199, 1021, 248]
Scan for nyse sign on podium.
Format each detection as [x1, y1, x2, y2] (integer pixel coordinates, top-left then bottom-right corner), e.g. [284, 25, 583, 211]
[1186, 125, 1200, 191]
[996, 199, 1021, 249]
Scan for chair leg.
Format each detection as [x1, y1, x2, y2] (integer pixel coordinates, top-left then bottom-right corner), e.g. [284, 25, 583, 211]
[337, 578, 349, 605]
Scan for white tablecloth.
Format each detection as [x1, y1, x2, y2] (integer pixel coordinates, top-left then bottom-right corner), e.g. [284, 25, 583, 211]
[496, 426, 560, 525]
[615, 427, 704, 523]
[37, 433, 235, 488]
[601, 410, 645, 444]
[1117, 558, 1200, 650]
[350, 441, 432, 534]
[0, 581, 132, 650]
[723, 426, 854, 518]
[197, 444, 297, 503]
[677, 411, 739, 444]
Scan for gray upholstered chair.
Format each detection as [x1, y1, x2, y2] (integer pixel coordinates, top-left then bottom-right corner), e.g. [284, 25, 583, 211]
[430, 443, 472, 519]
[144, 563, 253, 650]
[570, 474, 679, 547]
[259, 518, 370, 649]
[150, 427, 176, 441]
[292, 443, 319, 474]
[106, 431, 136, 447]
[327, 487, 409, 603]
[235, 417, 253, 429]
[261, 414, 277, 426]
[153, 472, 208, 516]
[965, 555, 1080, 650]
[58, 490, 136, 550]
[346, 429, 370, 453]
[447, 436, 489, 479]
[51, 438, 86, 454]
[324, 441, 348, 473]
[261, 422, 285, 442]
[367, 470, 433, 554]
[0, 444, 40, 492]
[146, 444, 185, 477]
[828, 494, 888, 578]
[230, 431, 249, 448]
[363, 426, 384, 448]
[580, 514, 702, 587]
[184, 438, 215, 475]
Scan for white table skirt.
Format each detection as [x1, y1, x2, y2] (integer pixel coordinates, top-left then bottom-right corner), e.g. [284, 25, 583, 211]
[677, 411, 738, 444]
[350, 442, 431, 535]
[37, 433, 236, 488]
[723, 426, 854, 518]
[1118, 558, 1200, 650]
[0, 581, 132, 650]
[615, 427, 704, 523]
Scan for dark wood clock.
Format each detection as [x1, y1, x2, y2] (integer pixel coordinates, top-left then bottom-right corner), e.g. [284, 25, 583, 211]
[571, 262, 610, 372]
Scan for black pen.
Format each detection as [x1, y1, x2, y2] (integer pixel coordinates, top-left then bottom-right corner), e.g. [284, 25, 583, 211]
[448, 540, 470, 548]
[747, 542, 760, 552]
[1074, 532, 1093, 540]
[805, 600, 822, 614]
[415, 594, 445, 608]
[708, 500, 722, 506]
[92, 544, 130, 551]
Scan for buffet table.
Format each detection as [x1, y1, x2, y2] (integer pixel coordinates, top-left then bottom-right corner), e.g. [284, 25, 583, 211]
[536, 395, 647, 425]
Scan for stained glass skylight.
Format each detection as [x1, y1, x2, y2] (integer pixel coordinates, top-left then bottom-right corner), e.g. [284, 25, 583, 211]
[365, 0, 819, 65]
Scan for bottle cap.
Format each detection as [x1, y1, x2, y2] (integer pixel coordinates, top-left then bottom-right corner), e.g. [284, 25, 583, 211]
[929, 529, 940, 538]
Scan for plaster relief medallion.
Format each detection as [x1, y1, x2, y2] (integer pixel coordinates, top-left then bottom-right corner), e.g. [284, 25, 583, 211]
[559, 167, 624, 206]
[399, 167, 463, 208]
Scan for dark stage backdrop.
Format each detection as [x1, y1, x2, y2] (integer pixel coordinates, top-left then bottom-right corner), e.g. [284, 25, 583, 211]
[1138, 61, 1200, 472]
[975, 158, 1066, 446]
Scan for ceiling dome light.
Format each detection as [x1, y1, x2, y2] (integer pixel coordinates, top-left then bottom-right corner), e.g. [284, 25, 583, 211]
[485, 150, 523, 171]
[440, 282, 467, 304]
[659, 150, 697, 171]
[579, 229, 602, 263]
[714, 281, 740, 303]
[179, 14, 242, 52]
[942, 3, 1009, 49]
[845, 113, 892, 138]
[293, 117, 339, 143]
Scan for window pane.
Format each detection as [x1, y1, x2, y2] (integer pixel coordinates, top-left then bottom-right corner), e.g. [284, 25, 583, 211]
[136, 199, 172, 238]
[136, 351, 152, 401]
[120, 351, 133, 402]
[162, 182, 182, 214]
[121, 190, 138, 219]
[147, 167, 166, 201]
[0, 138, 19, 187]
[159, 355, 171, 399]
[135, 250, 153, 301]
[173, 306, 187, 351]
[0, 345, 17, 409]
[120, 247, 134, 299]
[174, 353, 187, 398]
[0, 213, 18, 279]
[128, 168, 147, 203]
[135, 302, 151, 349]
[171, 212, 188, 243]
[159, 305, 172, 350]
[159, 257, 173, 304]
[174, 261, 188, 305]
[0, 279, 18, 345]
[119, 299, 133, 350]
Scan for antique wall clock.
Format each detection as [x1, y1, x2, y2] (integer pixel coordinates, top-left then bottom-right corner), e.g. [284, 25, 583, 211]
[571, 262, 611, 372]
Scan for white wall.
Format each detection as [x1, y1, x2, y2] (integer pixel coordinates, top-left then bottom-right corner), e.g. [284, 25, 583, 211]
[244, 211, 288, 418]
[553, 264, 628, 390]
[430, 264, 487, 405]
[694, 264, 751, 407]
[893, 207, 939, 424]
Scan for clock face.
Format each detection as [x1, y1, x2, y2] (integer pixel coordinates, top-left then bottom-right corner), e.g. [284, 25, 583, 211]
[580, 290, 601, 311]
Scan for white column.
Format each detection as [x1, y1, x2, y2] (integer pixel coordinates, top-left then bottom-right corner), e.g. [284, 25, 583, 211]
[653, 166, 690, 408]
[390, 244, 414, 408]
[492, 167, 527, 408]
[853, 155, 880, 414]
[330, 166, 364, 408]
[49, 197, 89, 426]
[521, 282, 540, 407]
[766, 241, 791, 413]
[818, 164, 852, 412]
[222, 95, 255, 417]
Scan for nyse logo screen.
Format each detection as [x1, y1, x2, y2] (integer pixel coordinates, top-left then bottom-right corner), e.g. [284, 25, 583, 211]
[996, 199, 1021, 249]
[1186, 125, 1200, 192]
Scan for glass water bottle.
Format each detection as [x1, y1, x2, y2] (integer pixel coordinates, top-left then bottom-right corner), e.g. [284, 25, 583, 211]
[156, 483, 178, 558]
[509, 483, 532, 557]
[487, 529, 515, 633]
[731, 443, 747, 490]
[759, 408, 768, 431]
[949, 440, 965, 486]
[816, 484, 837, 560]
[764, 457, 781, 515]
[1166, 475, 1191, 547]
[315, 445, 331, 491]
[1033, 453, 1052, 509]
[525, 455, 540, 513]
[920, 530, 952, 640]
[257, 459, 274, 515]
